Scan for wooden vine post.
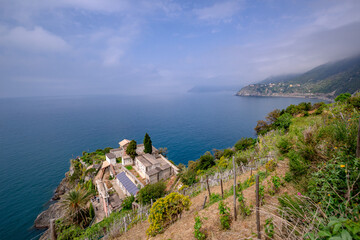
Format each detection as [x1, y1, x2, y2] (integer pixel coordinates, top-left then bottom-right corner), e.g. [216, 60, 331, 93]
[206, 175, 211, 198]
[203, 196, 207, 209]
[220, 178, 224, 199]
[232, 156, 237, 221]
[256, 174, 261, 240]
[357, 117, 360, 158]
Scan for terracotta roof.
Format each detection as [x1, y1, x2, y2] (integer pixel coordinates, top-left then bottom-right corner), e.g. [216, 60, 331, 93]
[119, 139, 130, 147]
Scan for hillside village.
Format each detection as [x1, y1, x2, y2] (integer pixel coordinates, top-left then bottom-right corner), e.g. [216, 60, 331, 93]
[91, 138, 178, 222]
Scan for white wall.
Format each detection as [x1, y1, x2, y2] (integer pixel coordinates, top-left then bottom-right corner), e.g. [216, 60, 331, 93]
[106, 155, 116, 165]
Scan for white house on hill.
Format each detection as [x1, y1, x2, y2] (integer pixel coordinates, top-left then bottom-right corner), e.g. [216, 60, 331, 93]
[105, 153, 116, 165]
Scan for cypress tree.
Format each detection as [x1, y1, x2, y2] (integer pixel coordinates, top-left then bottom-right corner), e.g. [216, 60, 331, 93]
[144, 133, 152, 154]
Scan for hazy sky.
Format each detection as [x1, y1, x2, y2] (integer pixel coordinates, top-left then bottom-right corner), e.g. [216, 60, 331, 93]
[0, 0, 359, 97]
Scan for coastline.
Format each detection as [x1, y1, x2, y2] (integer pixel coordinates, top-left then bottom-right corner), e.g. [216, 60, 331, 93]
[235, 92, 334, 102]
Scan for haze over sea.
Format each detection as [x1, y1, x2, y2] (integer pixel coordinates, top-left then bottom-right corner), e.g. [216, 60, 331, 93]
[0, 93, 322, 239]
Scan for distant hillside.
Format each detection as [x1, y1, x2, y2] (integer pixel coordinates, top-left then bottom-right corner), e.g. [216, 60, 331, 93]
[237, 54, 360, 100]
[257, 73, 301, 84]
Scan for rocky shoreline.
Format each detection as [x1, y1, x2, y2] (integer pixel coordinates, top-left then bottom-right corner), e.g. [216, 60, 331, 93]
[34, 172, 73, 239]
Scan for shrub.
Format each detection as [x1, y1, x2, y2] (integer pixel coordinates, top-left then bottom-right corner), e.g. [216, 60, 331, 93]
[255, 120, 271, 135]
[89, 203, 95, 220]
[209, 193, 222, 205]
[147, 193, 191, 236]
[137, 181, 166, 205]
[198, 152, 215, 170]
[307, 155, 360, 219]
[103, 147, 113, 153]
[243, 174, 255, 188]
[217, 156, 229, 170]
[213, 149, 224, 159]
[194, 214, 206, 240]
[180, 169, 197, 185]
[55, 220, 83, 240]
[274, 113, 292, 131]
[271, 175, 282, 193]
[288, 150, 308, 177]
[284, 172, 292, 182]
[121, 195, 135, 210]
[222, 149, 234, 158]
[264, 217, 274, 239]
[335, 93, 351, 102]
[265, 159, 277, 172]
[315, 217, 360, 240]
[234, 137, 256, 151]
[238, 185, 251, 217]
[349, 94, 360, 109]
[277, 137, 292, 154]
[259, 184, 265, 205]
[218, 201, 231, 230]
[266, 109, 281, 124]
[116, 157, 122, 163]
[315, 108, 323, 115]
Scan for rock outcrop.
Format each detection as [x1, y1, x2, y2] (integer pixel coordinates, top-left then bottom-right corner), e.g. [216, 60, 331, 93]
[34, 202, 66, 228]
[52, 175, 71, 200]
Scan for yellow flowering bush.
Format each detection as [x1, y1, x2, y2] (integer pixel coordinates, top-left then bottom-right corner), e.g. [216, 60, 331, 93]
[147, 192, 191, 237]
[265, 159, 277, 172]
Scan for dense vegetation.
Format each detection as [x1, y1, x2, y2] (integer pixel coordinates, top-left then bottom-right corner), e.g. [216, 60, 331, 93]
[137, 181, 167, 205]
[177, 92, 360, 238]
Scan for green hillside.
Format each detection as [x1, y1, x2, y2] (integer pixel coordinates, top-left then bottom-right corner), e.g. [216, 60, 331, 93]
[238, 54, 360, 99]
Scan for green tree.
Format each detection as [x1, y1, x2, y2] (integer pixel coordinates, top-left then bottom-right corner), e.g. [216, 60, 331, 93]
[144, 133, 152, 154]
[126, 140, 137, 159]
[255, 120, 270, 135]
[266, 109, 281, 124]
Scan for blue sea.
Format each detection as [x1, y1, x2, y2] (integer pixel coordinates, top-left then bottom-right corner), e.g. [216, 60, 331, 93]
[0, 93, 322, 239]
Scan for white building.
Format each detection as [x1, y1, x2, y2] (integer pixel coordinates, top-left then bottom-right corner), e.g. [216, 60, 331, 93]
[105, 153, 116, 165]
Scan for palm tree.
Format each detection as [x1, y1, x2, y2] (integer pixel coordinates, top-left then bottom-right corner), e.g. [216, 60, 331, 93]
[61, 188, 91, 227]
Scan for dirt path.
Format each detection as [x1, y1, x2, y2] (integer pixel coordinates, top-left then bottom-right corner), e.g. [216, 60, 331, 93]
[117, 159, 294, 240]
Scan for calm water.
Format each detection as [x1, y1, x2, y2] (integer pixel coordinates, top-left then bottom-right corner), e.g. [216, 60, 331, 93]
[0, 93, 321, 239]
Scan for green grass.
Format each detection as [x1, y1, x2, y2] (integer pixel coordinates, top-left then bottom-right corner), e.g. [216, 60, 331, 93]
[125, 165, 133, 170]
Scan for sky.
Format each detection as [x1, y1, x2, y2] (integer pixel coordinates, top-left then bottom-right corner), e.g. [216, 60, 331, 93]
[0, 0, 359, 97]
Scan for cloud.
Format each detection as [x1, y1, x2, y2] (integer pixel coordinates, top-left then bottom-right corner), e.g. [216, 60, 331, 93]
[0, 26, 69, 52]
[194, 1, 242, 23]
